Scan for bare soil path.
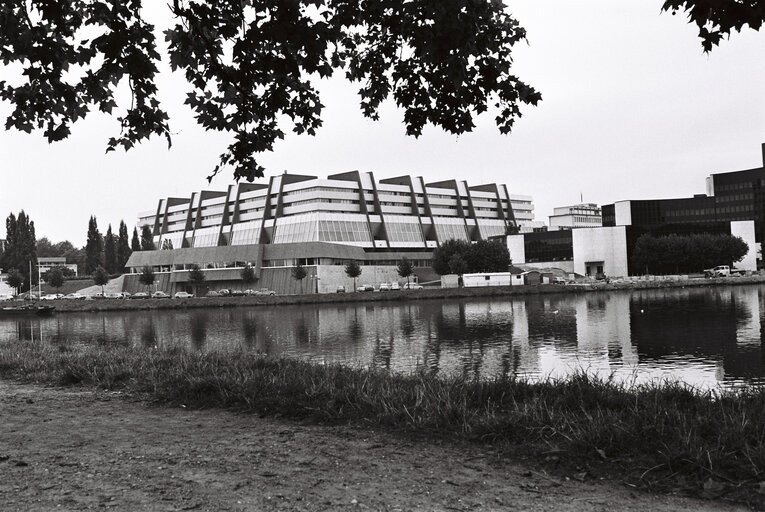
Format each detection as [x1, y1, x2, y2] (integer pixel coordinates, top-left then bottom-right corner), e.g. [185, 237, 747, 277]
[0, 382, 747, 511]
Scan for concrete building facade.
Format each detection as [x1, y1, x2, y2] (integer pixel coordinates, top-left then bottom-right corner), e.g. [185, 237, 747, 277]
[549, 203, 602, 230]
[127, 172, 536, 294]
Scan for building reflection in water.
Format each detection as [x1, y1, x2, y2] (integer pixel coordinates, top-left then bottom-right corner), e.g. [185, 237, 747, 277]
[4, 284, 765, 387]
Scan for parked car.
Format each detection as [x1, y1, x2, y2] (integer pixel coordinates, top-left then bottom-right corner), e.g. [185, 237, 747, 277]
[217, 289, 231, 296]
[40, 294, 62, 301]
[254, 288, 275, 296]
[0, 294, 14, 301]
[206, 290, 221, 297]
[104, 292, 125, 299]
[151, 291, 170, 299]
[552, 277, 567, 285]
[92, 292, 106, 299]
[357, 284, 374, 292]
[378, 282, 391, 291]
[390, 282, 400, 291]
[131, 292, 150, 299]
[64, 292, 86, 300]
[243, 289, 257, 296]
[230, 289, 246, 296]
[402, 282, 423, 290]
[336, 285, 345, 293]
[174, 291, 194, 299]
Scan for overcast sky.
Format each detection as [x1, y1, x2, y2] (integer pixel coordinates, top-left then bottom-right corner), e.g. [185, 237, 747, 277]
[1, 1, 763, 247]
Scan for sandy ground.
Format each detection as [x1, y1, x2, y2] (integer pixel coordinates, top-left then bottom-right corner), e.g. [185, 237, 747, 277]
[0, 381, 749, 512]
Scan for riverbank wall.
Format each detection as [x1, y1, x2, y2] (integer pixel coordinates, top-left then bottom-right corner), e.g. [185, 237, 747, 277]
[34, 273, 765, 313]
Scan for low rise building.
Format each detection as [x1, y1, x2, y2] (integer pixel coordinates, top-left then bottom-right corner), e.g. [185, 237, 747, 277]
[38, 257, 78, 277]
[549, 203, 602, 230]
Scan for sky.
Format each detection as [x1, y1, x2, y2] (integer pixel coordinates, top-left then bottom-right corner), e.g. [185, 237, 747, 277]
[1, 1, 764, 247]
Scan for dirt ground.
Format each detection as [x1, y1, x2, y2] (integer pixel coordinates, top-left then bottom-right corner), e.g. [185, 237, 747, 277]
[0, 381, 748, 512]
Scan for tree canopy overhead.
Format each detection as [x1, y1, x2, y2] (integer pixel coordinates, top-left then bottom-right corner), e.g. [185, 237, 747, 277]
[662, 1, 765, 51]
[0, 0, 541, 182]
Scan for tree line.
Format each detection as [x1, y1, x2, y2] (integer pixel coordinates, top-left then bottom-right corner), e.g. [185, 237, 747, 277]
[630, 233, 748, 275]
[0, 210, 159, 294]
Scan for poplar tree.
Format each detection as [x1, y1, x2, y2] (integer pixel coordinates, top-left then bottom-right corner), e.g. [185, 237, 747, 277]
[140, 225, 155, 251]
[131, 228, 141, 252]
[3, 211, 37, 290]
[117, 221, 132, 271]
[85, 216, 103, 274]
[104, 224, 117, 274]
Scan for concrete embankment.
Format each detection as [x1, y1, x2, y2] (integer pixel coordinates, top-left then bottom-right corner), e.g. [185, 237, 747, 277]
[38, 274, 765, 313]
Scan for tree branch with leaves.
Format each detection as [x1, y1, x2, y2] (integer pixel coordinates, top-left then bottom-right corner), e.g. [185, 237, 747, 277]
[0, 1, 540, 182]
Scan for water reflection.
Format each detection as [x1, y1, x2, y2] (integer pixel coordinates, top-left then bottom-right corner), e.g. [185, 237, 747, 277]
[4, 284, 765, 388]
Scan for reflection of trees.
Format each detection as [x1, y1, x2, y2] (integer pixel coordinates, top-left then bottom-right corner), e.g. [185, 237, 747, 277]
[295, 315, 310, 345]
[14, 319, 34, 341]
[459, 336, 485, 380]
[401, 305, 415, 338]
[424, 328, 441, 375]
[190, 312, 208, 351]
[371, 332, 394, 371]
[500, 347, 521, 380]
[348, 309, 363, 340]
[242, 314, 258, 349]
[141, 318, 157, 348]
[525, 297, 577, 347]
[630, 291, 737, 359]
[293, 309, 320, 346]
[96, 316, 108, 345]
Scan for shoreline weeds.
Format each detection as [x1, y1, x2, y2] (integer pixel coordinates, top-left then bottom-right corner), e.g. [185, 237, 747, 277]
[1, 347, 764, 508]
[34, 273, 765, 313]
[0, 381, 739, 512]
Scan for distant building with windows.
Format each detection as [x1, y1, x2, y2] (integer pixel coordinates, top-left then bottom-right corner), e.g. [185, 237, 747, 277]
[126, 172, 536, 294]
[37, 257, 78, 277]
[548, 203, 602, 230]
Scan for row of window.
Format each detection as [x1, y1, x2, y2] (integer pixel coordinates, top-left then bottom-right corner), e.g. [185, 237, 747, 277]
[716, 182, 755, 191]
[716, 193, 754, 202]
[157, 214, 510, 248]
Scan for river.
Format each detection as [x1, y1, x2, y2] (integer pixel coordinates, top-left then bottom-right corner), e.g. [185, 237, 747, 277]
[2, 284, 764, 389]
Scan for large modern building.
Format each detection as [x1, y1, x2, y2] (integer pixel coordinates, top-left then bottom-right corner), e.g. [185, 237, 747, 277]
[507, 143, 765, 277]
[507, 194, 546, 232]
[126, 172, 534, 294]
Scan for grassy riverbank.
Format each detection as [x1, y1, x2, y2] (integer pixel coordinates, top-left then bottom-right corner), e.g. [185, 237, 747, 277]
[1, 342, 764, 506]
